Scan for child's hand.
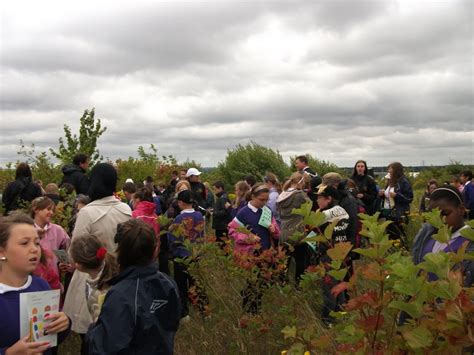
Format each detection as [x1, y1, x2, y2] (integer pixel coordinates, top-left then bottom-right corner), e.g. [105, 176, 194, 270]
[224, 202, 231, 209]
[356, 193, 364, 199]
[268, 224, 276, 234]
[59, 262, 74, 273]
[5, 335, 50, 354]
[44, 312, 69, 334]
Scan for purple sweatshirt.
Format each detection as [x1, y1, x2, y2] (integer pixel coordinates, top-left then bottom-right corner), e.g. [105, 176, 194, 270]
[0, 276, 50, 354]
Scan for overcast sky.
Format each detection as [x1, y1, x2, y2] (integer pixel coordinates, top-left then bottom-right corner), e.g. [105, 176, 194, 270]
[1, 0, 472, 168]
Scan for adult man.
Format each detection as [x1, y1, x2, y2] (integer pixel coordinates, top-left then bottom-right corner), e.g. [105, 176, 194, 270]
[61, 153, 90, 195]
[186, 168, 207, 214]
[460, 170, 474, 219]
[295, 155, 317, 178]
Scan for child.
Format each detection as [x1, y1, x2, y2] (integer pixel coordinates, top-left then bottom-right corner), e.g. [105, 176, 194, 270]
[68, 235, 119, 322]
[315, 184, 350, 326]
[168, 190, 205, 317]
[277, 172, 311, 282]
[34, 246, 62, 291]
[228, 183, 280, 255]
[0, 213, 70, 354]
[31, 197, 70, 282]
[211, 181, 232, 243]
[132, 187, 160, 238]
[86, 219, 181, 354]
[231, 181, 250, 219]
[412, 186, 473, 286]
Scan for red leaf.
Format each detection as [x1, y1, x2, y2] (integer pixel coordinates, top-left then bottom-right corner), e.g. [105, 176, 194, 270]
[331, 282, 349, 297]
[345, 291, 378, 311]
[357, 314, 385, 332]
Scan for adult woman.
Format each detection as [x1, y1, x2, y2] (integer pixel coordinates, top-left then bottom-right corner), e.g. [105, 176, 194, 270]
[63, 163, 131, 352]
[2, 162, 42, 215]
[378, 162, 413, 240]
[351, 160, 377, 215]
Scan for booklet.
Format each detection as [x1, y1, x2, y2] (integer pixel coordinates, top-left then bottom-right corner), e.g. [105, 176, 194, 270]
[19, 289, 60, 347]
[53, 249, 70, 264]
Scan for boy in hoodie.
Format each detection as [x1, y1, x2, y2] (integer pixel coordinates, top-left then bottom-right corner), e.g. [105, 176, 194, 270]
[61, 153, 90, 195]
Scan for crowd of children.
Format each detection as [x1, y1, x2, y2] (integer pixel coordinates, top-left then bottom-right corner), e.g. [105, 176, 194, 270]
[0, 153, 473, 354]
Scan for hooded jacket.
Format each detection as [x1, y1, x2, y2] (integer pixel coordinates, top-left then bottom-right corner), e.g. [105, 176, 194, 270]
[61, 164, 89, 195]
[277, 189, 311, 244]
[132, 201, 160, 237]
[86, 264, 181, 355]
[2, 177, 42, 214]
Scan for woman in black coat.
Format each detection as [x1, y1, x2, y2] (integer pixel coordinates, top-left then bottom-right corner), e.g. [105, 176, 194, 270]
[351, 160, 377, 215]
[2, 162, 42, 214]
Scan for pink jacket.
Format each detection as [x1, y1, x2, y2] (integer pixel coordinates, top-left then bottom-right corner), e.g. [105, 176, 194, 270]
[132, 201, 160, 237]
[227, 217, 280, 255]
[36, 223, 70, 275]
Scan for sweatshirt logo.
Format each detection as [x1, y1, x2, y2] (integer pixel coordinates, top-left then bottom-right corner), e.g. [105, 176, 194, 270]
[150, 300, 168, 313]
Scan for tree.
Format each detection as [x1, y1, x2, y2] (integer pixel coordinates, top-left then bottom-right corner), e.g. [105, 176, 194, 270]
[49, 108, 106, 165]
[217, 142, 291, 187]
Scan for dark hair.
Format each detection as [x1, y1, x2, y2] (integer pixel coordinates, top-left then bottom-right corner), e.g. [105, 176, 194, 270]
[88, 163, 118, 201]
[134, 187, 154, 203]
[461, 170, 473, 181]
[145, 176, 154, 183]
[116, 219, 156, 271]
[0, 212, 35, 249]
[295, 155, 308, 165]
[69, 235, 118, 290]
[177, 189, 194, 204]
[430, 186, 464, 208]
[245, 183, 269, 201]
[352, 160, 368, 177]
[73, 153, 89, 166]
[387, 162, 404, 187]
[15, 163, 32, 179]
[172, 170, 178, 176]
[310, 175, 322, 190]
[75, 194, 91, 208]
[244, 175, 256, 187]
[212, 181, 225, 190]
[122, 182, 137, 194]
[30, 197, 55, 218]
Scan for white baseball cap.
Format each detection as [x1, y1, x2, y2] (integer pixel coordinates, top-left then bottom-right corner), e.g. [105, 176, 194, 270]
[186, 168, 202, 177]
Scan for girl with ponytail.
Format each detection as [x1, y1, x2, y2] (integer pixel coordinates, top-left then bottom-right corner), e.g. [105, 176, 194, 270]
[68, 235, 119, 322]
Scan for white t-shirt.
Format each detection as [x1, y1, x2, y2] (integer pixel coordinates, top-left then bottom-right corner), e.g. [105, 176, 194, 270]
[384, 186, 395, 209]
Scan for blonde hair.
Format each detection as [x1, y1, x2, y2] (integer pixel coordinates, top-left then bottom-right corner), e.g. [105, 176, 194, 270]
[264, 172, 282, 193]
[282, 172, 308, 191]
[176, 180, 191, 192]
[234, 181, 250, 208]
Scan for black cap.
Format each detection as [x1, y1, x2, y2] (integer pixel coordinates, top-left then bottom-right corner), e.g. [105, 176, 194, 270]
[316, 185, 339, 199]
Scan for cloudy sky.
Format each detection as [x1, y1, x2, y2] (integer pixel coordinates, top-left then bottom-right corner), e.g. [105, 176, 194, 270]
[1, 0, 472, 168]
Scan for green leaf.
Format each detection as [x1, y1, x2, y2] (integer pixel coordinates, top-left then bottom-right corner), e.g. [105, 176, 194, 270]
[460, 227, 474, 241]
[281, 325, 297, 339]
[417, 252, 450, 279]
[402, 326, 434, 349]
[389, 300, 423, 318]
[430, 280, 462, 300]
[328, 268, 348, 281]
[330, 259, 342, 270]
[327, 242, 352, 261]
[353, 247, 378, 259]
[324, 220, 337, 241]
[423, 208, 445, 229]
[393, 277, 424, 296]
[432, 224, 451, 244]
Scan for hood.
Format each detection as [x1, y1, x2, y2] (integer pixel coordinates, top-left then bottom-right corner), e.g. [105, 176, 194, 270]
[277, 189, 303, 207]
[134, 201, 156, 215]
[62, 164, 83, 175]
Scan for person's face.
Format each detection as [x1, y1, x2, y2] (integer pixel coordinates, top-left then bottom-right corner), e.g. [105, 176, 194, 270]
[80, 160, 89, 171]
[317, 195, 331, 210]
[0, 224, 41, 276]
[429, 199, 465, 230]
[179, 171, 187, 180]
[213, 186, 223, 194]
[388, 166, 394, 176]
[428, 184, 437, 194]
[460, 174, 468, 184]
[188, 175, 199, 183]
[34, 205, 54, 224]
[356, 163, 366, 176]
[451, 180, 460, 188]
[295, 159, 305, 170]
[251, 192, 269, 209]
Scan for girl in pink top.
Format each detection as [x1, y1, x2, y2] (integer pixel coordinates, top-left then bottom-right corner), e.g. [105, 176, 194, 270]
[31, 197, 70, 279]
[132, 187, 160, 239]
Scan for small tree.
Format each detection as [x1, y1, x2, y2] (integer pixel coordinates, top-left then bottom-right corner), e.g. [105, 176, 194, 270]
[217, 142, 291, 187]
[50, 108, 106, 165]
